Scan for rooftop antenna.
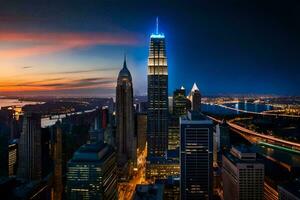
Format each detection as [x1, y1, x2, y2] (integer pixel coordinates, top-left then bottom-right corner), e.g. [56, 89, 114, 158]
[123, 53, 127, 68]
[156, 17, 159, 34]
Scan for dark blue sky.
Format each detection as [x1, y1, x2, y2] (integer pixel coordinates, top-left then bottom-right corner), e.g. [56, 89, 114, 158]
[1, 0, 300, 96]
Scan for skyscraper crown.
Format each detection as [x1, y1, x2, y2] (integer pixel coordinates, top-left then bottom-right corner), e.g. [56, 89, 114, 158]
[191, 83, 199, 92]
[150, 17, 165, 38]
[118, 55, 132, 81]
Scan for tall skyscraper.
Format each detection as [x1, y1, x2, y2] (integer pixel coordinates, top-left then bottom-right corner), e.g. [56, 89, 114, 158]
[66, 143, 117, 200]
[188, 83, 201, 111]
[116, 57, 136, 168]
[17, 112, 42, 181]
[147, 18, 169, 158]
[222, 146, 264, 200]
[180, 111, 213, 200]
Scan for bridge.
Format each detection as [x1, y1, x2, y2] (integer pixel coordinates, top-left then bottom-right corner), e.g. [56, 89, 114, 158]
[207, 115, 300, 152]
[215, 103, 300, 118]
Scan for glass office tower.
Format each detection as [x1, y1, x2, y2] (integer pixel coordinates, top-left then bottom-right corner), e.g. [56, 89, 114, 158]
[180, 112, 214, 200]
[147, 18, 169, 158]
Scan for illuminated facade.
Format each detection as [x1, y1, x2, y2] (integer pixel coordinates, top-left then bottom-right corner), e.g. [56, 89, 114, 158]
[146, 158, 180, 181]
[8, 139, 18, 177]
[116, 57, 136, 168]
[66, 143, 117, 200]
[17, 112, 42, 181]
[168, 115, 180, 151]
[222, 146, 264, 200]
[180, 112, 213, 200]
[147, 18, 169, 159]
[173, 87, 189, 117]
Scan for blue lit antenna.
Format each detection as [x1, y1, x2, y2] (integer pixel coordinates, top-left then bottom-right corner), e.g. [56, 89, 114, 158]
[156, 17, 159, 34]
[150, 17, 164, 38]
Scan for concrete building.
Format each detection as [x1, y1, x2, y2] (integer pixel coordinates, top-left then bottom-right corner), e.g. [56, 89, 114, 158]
[222, 146, 264, 200]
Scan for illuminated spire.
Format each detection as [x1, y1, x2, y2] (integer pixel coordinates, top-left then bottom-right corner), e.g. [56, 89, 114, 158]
[150, 17, 164, 38]
[191, 82, 199, 92]
[156, 17, 159, 34]
[181, 86, 185, 90]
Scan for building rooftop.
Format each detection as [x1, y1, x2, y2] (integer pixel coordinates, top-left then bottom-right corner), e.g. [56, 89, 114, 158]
[180, 111, 213, 124]
[70, 142, 113, 163]
[134, 184, 164, 200]
[224, 145, 261, 165]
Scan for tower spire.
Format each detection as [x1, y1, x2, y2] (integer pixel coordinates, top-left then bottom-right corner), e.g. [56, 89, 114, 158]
[123, 53, 127, 69]
[156, 17, 159, 34]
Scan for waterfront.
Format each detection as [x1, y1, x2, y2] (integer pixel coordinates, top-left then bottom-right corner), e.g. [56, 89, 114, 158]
[0, 98, 42, 109]
[204, 102, 300, 168]
[202, 102, 274, 115]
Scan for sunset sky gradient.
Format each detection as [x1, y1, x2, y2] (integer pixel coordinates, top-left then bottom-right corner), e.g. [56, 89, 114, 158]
[1, 1, 299, 97]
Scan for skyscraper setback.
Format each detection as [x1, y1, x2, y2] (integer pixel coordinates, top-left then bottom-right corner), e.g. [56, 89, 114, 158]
[147, 18, 169, 159]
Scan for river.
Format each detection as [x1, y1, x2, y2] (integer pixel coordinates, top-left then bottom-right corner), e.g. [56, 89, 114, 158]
[203, 102, 300, 168]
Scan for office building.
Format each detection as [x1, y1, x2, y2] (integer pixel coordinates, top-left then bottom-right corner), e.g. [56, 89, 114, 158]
[66, 143, 117, 200]
[222, 146, 264, 200]
[168, 116, 180, 151]
[17, 112, 42, 181]
[156, 176, 180, 200]
[135, 113, 147, 152]
[173, 87, 189, 117]
[180, 111, 213, 200]
[188, 83, 201, 111]
[134, 184, 164, 200]
[147, 18, 169, 158]
[219, 121, 230, 150]
[8, 139, 18, 177]
[146, 158, 180, 181]
[116, 56, 136, 168]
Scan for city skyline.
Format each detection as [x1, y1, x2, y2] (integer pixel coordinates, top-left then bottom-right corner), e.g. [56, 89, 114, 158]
[1, 1, 300, 97]
[1, 2, 300, 199]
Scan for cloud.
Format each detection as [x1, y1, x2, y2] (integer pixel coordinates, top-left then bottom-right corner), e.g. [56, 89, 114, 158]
[0, 31, 141, 59]
[44, 68, 119, 75]
[22, 66, 33, 69]
[0, 77, 116, 92]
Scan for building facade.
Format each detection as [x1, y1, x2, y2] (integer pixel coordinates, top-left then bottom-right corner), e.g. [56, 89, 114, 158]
[180, 112, 213, 200]
[66, 143, 117, 200]
[147, 19, 169, 159]
[173, 87, 189, 117]
[222, 146, 265, 200]
[8, 139, 18, 177]
[116, 57, 136, 168]
[17, 112, 42, 181]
